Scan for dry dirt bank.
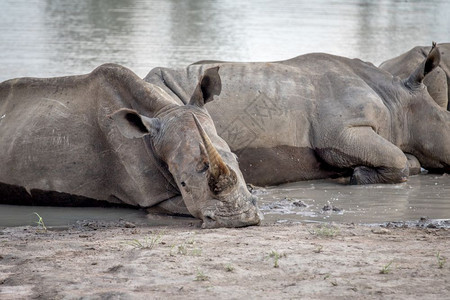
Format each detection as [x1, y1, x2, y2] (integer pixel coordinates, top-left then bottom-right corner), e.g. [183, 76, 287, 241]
[0, 221, 449, 299]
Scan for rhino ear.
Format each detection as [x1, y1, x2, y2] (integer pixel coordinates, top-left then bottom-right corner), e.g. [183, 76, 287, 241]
[423, 42, 441, 77]
[109, 108, 160, 139]
[405, 42, 441, 88]
[189, 66, 222, 107]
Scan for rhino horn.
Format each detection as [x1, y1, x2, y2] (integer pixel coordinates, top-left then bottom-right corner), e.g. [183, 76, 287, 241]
[192, 114, 231, 180]
[405, 42, 441, 88]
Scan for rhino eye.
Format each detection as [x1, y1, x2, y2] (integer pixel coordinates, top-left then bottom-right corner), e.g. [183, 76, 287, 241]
[197, 162, 209, 173]
[181, 181, 186, 187]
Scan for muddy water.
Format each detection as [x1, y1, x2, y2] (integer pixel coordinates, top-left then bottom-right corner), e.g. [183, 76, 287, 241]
[1, 174, 448, 228]
[0, 0, 449, 227]
[258, 174, 450, 225]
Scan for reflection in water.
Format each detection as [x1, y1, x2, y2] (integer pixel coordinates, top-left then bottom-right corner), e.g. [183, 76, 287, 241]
[0, 205, 147, 228]
[0, 204, 199, 228]
[0, 0, 449, 226]
[42, 0, 137, 75]
[354, 0, 449, 63]
[0, 0, 449, 81]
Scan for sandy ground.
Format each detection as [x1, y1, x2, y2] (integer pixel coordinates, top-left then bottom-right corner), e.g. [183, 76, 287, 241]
[0, 220, 449, 300]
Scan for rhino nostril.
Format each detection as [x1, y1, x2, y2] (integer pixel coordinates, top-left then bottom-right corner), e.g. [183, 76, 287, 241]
[205, 215, 215, 221]
[201, 214, 218, 229]
[203, 211, 216, 222]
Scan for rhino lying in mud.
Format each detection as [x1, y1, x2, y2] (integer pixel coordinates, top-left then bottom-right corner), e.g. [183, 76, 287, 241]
[0, 64, 262, 228]
[145, 44, 449, 185]
[380, 42, 450, 111]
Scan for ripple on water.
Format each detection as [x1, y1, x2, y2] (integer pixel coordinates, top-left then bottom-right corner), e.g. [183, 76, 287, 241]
[257, 174, 450, 226]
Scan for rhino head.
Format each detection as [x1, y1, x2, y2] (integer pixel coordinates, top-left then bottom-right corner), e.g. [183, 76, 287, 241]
[402, 43, 450, 172]
[110, 67, 262, 228]
[380, 43, 449, 111]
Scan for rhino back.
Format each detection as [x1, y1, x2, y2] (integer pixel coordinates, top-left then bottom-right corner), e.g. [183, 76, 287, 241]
[148, 63, 317, 150]
[0, 68, 174, 206]
[207, 55, 392, 150]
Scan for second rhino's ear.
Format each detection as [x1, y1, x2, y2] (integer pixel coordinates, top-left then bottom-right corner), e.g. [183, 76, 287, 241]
[405, 42, 441, 88]
[109, 108, 161, 139]
[189, 66, 222, 107]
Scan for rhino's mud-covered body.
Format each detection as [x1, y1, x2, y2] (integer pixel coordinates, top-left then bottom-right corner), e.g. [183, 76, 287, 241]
[0, 64, 262, 228]
[0, 68, 167, 206]
[145, 47, 449, 185]
[380, 43, 450, 110]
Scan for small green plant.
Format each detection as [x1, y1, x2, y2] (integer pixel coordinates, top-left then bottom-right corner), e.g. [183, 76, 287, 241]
[191, 247, 202, 256]
[126, 232, 163, 249]
[313, 245, 324, 253]
[268, 250, 286, 268]
[436, 251, 446, 269]
[224, 263, 235, 272]
[309, 225, 338, 238]
[172, 239, 202, 256]
[127, 239, 146, 249]
[379, 261, 393, 274]
[169, 244, 177, 256]
[33, 212, 47, 232]
[323, 275, 338, 287]
[186, 234, 196, 245]
[194, 269, 209, 281]
[177, 244, 188, 255]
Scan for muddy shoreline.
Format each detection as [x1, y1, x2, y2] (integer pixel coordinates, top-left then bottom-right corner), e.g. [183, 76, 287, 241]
[1, 221, 449, 299]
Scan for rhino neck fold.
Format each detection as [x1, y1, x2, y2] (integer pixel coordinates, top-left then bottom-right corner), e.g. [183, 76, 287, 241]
[145, 67, 191, 105]
[143, 136, 180, 195]
[352, 65, 410, 147]
[387, 103, 410, 149]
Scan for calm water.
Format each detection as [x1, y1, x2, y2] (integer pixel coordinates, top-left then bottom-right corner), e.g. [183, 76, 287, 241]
[0, 0, 449, 227]
[258, 174, 450, 225]
[1, 0, 450, 81]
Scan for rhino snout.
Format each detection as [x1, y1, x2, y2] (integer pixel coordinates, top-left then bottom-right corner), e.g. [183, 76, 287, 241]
[200, 198, 263, 229]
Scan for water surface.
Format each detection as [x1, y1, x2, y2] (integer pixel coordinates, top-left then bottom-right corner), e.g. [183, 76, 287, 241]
[1, 0, 449, 81]
[258, 174, 450, 225]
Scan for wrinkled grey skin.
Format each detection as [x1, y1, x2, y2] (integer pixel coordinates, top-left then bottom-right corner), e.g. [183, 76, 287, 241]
[380, 43, 450, 111]
[145, 46, 449, 185]
[0, 64, 262, 228]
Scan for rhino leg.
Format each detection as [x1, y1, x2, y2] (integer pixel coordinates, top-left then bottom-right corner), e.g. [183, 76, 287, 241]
[316, 127, 409, 184]
[350, 165, 409, 184]
[405, 153, 422, 176]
